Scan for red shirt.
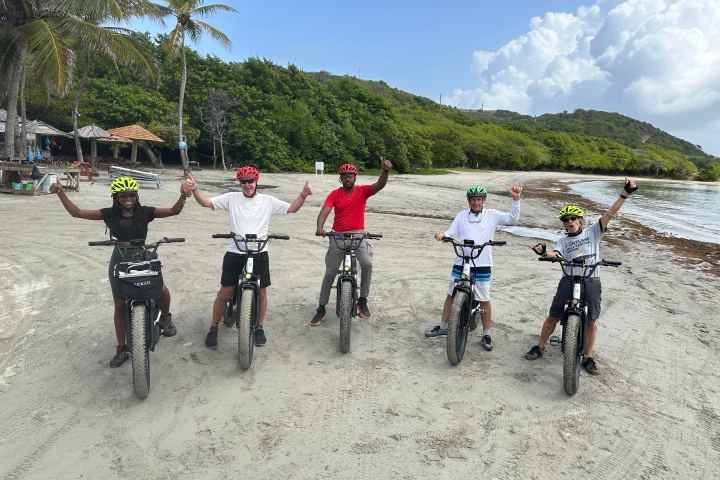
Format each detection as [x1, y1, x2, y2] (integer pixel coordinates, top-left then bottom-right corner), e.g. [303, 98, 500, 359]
[324, 185, 374, 231]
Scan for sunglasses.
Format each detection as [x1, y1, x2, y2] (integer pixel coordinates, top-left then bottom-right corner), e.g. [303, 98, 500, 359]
[562, 216, 580, 223]
[239, 179, 256, 185]
[118, 193, 137, 200]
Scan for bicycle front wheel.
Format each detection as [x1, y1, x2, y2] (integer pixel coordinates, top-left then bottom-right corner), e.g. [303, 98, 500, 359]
[237, 287, 256, 370]
[563, 314, 582, 395]
[130, 304, 150, 399]
[447, 291, 470, 365]
[338, 279, 353, 354]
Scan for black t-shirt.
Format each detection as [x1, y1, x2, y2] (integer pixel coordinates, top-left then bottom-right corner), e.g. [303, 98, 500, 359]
[100, 206, 156, 241]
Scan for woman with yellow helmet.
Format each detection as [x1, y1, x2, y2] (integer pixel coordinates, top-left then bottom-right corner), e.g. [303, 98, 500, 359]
[50, 176, 191, 367]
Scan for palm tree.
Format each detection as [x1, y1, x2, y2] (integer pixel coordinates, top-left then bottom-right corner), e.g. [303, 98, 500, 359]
[163, 0, 236, 170]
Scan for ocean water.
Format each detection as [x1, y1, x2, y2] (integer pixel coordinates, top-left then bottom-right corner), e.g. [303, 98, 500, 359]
[570, 180, 720, 244]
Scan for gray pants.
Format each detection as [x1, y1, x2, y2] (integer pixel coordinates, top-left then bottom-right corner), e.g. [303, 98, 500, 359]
[319, 232, 373, 306]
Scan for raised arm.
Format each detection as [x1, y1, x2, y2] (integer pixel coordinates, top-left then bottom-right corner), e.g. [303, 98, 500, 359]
[49, 178, 103, 220]
[369, 156, 393, 195]
[496, 185, 523, 225]
[183, 174, 214, 209]
[155, 181, 191, 218]
[600, 178, 637, 231]
[315, 205, 332, 236]
[288, 181, 313, 213]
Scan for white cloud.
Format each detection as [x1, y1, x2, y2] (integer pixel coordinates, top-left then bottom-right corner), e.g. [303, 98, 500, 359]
[446, 0, 720, 155]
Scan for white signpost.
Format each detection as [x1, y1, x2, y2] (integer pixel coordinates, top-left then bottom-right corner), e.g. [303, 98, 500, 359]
[315, 161, 325, 181]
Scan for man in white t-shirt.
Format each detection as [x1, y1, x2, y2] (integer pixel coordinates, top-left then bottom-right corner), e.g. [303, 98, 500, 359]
[425, 184, 522, 352]
[184, 166, 312, 349]
[524, 178, 638, 375]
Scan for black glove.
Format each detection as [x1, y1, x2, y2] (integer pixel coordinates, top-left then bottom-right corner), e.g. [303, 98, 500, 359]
[624, 180, 638, 194]
[532, 243, 547, 256]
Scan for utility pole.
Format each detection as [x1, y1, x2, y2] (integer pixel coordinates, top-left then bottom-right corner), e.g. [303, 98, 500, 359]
[439, 94, 442, 106]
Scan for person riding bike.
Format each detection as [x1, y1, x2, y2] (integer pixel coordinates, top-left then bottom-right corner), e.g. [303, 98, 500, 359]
[183, 166, 312, 349]
[425, 184, 523, 351]
[524, 178, 638, 375]
[310, 157, 392, 326]
[50, 176, 190, 367]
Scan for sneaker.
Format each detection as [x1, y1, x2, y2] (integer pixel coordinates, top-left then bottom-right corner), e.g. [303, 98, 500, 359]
[254, 328, 267, 347]
[525, 345, 544, 360]
[582, 357, 599, 375]
[357, 297, 371, 319]
[205, 326, 218, 350]
[109, 345, 129, 368]
[480, 335, 493, 351]
[310, 306, 326, 326]
[159, 313, 177, 337]
[424, 325, 448, 338]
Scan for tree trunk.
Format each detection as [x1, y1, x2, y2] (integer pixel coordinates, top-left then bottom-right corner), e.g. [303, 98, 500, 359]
[143, 145, 163, 168]
[20, 65, 28, 160]
[91, 139, 98, 168]
[219, 131, 227, 171]
[178, 40, 189, 171]
[112, 144, 120, 160]
[73, 50, 90, 164]
[2, 47, 26, 158]
[212, 136, 217, 168]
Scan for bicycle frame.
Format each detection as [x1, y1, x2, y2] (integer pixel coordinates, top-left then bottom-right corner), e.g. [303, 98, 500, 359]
[327, 232, 381, 317]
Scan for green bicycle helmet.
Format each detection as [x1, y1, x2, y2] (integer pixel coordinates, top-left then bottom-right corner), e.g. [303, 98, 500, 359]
[558, 205, 584, 220]
[110, 176, 140, 194]
[466, 185, 488, 198]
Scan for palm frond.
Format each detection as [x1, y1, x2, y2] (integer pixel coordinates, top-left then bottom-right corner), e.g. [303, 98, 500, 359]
[193, 19, 232, 49]
[190, 3, 238, 17]
[165, 24, 183, 58]
[17, 18, 75, 93]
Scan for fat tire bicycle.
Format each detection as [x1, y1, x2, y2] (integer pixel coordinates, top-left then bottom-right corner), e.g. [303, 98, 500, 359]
[325, 232, 382, 354]
[442, 237, 506, 365]
[539, 254, 621, 395]
[213, 232, 289, 369]
[89, 236, 185, 399]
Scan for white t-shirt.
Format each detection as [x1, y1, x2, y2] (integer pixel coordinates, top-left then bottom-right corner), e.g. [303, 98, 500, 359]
[553, 220, 604, 277]
[211, 192, 289, 254]
[444, 200, 520, 267]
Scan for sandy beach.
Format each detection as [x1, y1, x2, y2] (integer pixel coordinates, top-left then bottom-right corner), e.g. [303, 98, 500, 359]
[1, 168, 718, 479]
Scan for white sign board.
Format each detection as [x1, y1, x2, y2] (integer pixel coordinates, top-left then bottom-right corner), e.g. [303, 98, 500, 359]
[315, 161, 325, 181]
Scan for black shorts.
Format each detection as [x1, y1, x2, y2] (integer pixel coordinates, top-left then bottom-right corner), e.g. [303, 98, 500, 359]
[549, 277, 602, 323]
[220, 251, 271, 288]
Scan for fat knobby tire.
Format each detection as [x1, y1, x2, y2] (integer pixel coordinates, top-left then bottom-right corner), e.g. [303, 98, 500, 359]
[339, 280, 353, 354]
[131, 304, 150, 399]
[447, 291, 469, 365]
[237, 288, 255, 370]
[563, 314, 582, 395]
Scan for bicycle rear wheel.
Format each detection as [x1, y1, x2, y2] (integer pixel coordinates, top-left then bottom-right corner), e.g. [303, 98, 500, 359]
[237, 287, 255, 370]
[447, 291, 469, 365]
[563, 314, 582, 395]
[338, 279, 353, 354]
[130, 304, 150, 399]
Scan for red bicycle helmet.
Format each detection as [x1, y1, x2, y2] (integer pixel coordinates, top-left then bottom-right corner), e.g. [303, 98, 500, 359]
[236, 166, 260, 181]
[338, 163, 358, 175]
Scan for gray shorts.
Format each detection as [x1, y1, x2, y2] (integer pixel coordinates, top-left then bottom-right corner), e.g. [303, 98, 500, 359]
[549, 277, 602, 323]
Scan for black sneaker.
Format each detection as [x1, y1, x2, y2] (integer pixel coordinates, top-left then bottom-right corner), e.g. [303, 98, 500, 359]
[310, 306, 326, 326]
[205, 326, 218, 350]
[254, 328, 267, 347]
[357, 297, 371, 319]
[109, 345, 129, 368]
[480, 335, 493, 351]
[582, 357, 599, 375]
[525, 345, 544, 360]
[159, 313, 177, 337]
[424, 325, 448, 338]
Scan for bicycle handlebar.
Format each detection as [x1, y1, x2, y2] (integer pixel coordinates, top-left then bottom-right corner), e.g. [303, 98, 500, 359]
[88, 237, 185, 247]
[539, 255, 621, 278]
[212, 233, 290, 240]
[326, 232, 382, 239]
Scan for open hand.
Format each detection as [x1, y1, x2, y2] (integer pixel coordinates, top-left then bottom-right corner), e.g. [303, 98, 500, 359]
[507, 185, 523, 200]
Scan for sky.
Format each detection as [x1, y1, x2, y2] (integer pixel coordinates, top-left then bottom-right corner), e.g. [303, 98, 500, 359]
[130, 0, 720, 156]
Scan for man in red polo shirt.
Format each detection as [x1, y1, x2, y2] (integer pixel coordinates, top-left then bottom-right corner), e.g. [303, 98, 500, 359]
[310, 157, 393, 325]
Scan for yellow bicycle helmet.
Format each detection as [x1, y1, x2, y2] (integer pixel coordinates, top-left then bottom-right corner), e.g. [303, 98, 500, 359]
[110, 176, 140, 194]
[558, 205, 584, 220]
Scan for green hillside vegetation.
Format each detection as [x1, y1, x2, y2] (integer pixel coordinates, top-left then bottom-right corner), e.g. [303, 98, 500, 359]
[23, 35, 717, 179]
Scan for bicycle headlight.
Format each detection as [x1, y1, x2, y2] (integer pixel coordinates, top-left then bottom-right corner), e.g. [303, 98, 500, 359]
[245, 273, 251, 280]
[344, 266, 350, 271]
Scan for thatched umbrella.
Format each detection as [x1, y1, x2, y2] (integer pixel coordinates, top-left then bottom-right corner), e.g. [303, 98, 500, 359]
[72, 125, 112, 167]
[107, 125, 164, 167]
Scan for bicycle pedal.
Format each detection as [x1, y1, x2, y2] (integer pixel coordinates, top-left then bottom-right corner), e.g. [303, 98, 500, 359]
[549, 335, 561, 346]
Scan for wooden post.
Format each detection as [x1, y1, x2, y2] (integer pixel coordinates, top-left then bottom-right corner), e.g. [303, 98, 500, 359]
[130, 141, 138, 165]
